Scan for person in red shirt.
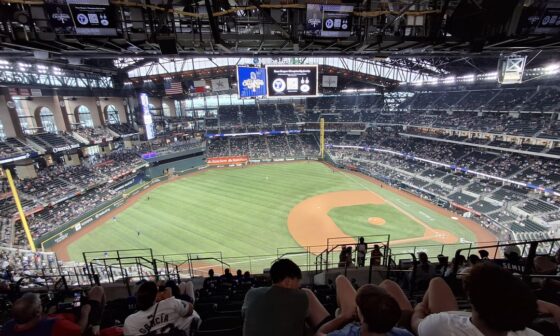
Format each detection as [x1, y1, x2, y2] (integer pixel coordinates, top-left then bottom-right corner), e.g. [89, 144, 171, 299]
[2, 293, 81, 336]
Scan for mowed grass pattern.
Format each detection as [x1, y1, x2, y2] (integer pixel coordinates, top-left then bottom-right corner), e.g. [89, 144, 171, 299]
[66, 162, 479, 265]
[328, 204, 425, 241]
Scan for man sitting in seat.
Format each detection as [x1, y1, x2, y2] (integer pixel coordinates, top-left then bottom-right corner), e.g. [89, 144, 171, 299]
[203, 269, 219, 290]
[124, 281, 200, 335]
[2, 293, 81, 336]
[242, 258, 330, 336]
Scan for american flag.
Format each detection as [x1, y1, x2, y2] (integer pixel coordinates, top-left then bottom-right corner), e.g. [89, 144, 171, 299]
[164, 80, 183, 95]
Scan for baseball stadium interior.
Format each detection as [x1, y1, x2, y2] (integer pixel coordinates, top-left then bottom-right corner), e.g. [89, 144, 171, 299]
[2, 0, 560, 335]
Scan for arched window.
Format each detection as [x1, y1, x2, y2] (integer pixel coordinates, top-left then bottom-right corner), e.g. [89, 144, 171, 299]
[76, 105, 94, 127]
[162, 103, 171, 117]
[14, 100, 35, 134]
[105, 105, 120, 124]
[39, 107, 58, 133]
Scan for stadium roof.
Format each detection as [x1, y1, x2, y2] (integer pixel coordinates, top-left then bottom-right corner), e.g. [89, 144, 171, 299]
[126, 57, 437, 83]
[1, 0, 560, 86]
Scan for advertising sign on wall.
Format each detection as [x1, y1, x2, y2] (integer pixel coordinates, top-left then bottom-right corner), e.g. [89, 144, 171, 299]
[207, 156, 249, 165]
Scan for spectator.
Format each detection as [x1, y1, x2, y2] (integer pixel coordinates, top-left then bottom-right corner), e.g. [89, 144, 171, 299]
[203, 269, 219, 289]
[479, 249, 490, 260]
[356, 237, 367, 267]
[235, 269, 243, 284]
[370, 245, 383, 266]
[242, 259, 329, 336]
[156, 280, 194, 304]
[2, 293, 81, 336]
[338, 246, 347, 268]
[345, 247, 354, 267]
[468, 254, 481, 266]
[220, 268, 235, 287]
[411, 263, 549, 336]
[123, 281, 199, 335]
[411, 252, 436, 290]
[435, 254, 449, 276]
[240, 271, 255, 287]
[78, 286, 106, 336]
[317, 275, 413, 336]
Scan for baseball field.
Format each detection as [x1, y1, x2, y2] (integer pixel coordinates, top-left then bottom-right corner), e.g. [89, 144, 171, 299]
[54, 161, 496, 273]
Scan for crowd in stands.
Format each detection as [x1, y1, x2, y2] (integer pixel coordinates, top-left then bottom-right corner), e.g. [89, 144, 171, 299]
[15, 189, 119, 246]
[4, 242, 560, 336]
[28, 132, 80, 151]
[207, 134, 320, 160]
[134, 138, 204, 156]
[0, 138, 35, 161]
[0, 148, 148, 248]
[327, 127, 560, 242]
[73, 127, 115, 144]
[107, 123, 138, 136]
[212, 103, 301, 129]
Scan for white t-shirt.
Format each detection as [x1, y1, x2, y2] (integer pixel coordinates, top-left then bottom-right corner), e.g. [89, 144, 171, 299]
[123, 297, 200, 335]
[418, 312, 542, 336]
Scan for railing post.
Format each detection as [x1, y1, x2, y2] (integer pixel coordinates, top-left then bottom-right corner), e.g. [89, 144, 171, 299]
[117, 251, 125, 284]
[152, 258, 159, 281]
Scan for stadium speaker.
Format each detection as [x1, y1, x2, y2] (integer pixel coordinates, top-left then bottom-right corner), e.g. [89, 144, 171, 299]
[158, 38, 178, 55]
[446, 0, 519, 42]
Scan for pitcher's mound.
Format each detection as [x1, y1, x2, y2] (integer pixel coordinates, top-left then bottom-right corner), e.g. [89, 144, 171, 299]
[368, 217, 386, 225]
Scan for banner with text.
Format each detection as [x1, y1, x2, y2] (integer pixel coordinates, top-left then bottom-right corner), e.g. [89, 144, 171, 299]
[266, 65, 318, 97]
[207, 156, 249, 165]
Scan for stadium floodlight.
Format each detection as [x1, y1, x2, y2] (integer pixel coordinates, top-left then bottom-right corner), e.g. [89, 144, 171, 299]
[481, 72, 498, 81]
[341, 88, 358, 93]
[461, 74, 475, 82]
[544, 64, 560, 75]
[443, 76, 456, 84]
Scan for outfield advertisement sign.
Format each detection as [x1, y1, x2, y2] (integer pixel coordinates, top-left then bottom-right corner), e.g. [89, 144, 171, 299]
[207, 156, 249, 165]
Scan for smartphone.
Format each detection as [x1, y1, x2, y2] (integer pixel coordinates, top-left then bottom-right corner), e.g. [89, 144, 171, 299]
[73, 292, 81, 308]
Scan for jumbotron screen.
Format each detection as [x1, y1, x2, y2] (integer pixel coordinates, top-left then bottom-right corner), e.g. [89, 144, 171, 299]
[266, 65, 319, 97]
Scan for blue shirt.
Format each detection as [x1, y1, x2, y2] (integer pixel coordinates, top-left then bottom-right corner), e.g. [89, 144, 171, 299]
[327, 322, 413, 336]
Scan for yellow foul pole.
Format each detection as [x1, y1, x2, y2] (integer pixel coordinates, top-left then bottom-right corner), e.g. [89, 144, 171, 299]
[320, 117, 325, 159]
[5, 169, 36, 251]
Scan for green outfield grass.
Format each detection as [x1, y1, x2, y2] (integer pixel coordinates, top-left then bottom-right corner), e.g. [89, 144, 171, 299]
[328, 204, 425, 241]
[65, 162, 479, 271]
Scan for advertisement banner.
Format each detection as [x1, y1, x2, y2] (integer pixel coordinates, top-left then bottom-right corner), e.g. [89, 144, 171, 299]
[237, 66, 267, 98]
[207, 156, 249, 165]
[266, 65, 318, 97]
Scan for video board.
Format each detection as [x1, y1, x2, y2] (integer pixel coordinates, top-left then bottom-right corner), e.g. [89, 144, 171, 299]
[237, 66, 268, 98]
[265, 65, 318, 97]
[45, 0, 117, 36]
[306, 4, 353, 37]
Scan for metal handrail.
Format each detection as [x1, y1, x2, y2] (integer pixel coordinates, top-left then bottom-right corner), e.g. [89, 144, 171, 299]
[452, 238, 560, 280]
[385, 252, 417, 298]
